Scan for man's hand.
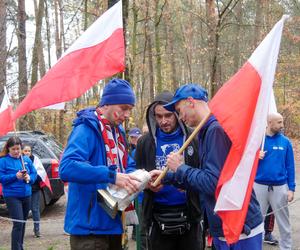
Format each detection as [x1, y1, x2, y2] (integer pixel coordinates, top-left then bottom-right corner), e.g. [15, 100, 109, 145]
[288, 190, 294, 202]
[259, 150, 266, 160]
[115, 173, 141, 194]
[167, 152, 184, 172]
[149, 169, 162, 181]
[147, 169, 164, 192]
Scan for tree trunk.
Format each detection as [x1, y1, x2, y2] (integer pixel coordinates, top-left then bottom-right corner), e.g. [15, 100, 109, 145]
[129, 0, 138, 82]
[145, 1, 154, 102]
[164, 2, 177, 91]
[0, 0, 7, 92]
[54, 0, 62, 59]
[233, 0, 243, 72]
[253, 0, 265, 48]
[206, 0, 219, 97]
[154, 0, 163, 92]
[122, 0, 130, 84]
[31, 0, 45, 86]
[57, 0, 65, 143]
[44, 0, 51, 69]
[84, 0, 88, 30]
[17, 0, 28, 130]
[58, 0, 65, 51]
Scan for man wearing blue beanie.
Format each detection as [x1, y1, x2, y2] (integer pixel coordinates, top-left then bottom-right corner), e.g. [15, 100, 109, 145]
[60, 78, 139, 250]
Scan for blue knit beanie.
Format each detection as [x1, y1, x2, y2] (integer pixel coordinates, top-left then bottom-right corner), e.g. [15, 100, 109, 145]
[100, 78, 135, 106]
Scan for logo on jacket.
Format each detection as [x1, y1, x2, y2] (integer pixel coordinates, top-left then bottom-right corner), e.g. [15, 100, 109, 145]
[156, 143, 180, 169]
[187, 146, 194, 156]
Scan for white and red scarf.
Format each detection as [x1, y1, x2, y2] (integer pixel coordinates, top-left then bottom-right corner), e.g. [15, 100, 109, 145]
[96, 109, 127, 172]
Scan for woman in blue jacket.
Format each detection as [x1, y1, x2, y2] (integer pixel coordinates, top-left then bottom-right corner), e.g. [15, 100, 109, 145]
[0, 137, 37, 250]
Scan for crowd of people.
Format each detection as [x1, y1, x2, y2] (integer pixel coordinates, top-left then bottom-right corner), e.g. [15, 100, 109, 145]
[0, 78, 296, 250]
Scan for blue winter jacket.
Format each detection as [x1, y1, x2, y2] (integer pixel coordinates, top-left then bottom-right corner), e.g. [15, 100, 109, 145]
[255, 133, 296, 191]
[59, 108, 124, 235]
[0, 154, 37, 197]
[173, 118, 263, 237]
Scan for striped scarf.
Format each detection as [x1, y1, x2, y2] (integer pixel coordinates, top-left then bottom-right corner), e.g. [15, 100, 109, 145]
[96, 109, 127, 172]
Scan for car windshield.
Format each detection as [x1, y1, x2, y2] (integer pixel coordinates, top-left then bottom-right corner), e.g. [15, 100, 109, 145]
[39, 136, 63, 159]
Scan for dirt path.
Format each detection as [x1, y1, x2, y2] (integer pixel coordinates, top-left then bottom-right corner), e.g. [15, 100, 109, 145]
[0, 195, 68, 250]
[0, 140, 299, 250]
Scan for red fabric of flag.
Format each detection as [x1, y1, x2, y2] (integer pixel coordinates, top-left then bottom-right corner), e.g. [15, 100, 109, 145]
[13, 1, 124, 120]
[208, 15, 289, 243]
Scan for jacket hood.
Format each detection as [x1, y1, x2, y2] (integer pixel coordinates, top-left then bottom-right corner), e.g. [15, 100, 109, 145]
[73, 107, 126, 140]
[73, 107, 100, 134]
[146, 91, 187, 140]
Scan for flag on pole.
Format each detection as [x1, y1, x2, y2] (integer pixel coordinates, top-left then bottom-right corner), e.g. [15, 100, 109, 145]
[208, 15, 289, 243]
[13, 0, 124, 120]
[33, 155, 52, 192]
[0, 88, 14, 136]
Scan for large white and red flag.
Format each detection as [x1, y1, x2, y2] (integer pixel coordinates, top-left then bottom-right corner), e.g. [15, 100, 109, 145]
[13, 0, 124, 120]
[208, 15, 289, 243]
[33, 155, 52, 192]
[0, 88, 14, 136]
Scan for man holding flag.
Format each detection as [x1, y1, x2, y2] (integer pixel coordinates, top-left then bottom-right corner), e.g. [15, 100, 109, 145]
[163, 83, 263, 249]
[254, 113, 295, 250]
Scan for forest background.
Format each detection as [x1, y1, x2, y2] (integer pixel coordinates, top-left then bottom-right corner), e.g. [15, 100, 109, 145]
[0, 0, 299, 145]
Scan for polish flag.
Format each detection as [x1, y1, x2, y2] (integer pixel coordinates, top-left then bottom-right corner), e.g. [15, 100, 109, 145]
[33, 155, 52, 192]
[13, 1, 124, 120]
[0, 88, 14, 136]
[209, 15, 289, 243]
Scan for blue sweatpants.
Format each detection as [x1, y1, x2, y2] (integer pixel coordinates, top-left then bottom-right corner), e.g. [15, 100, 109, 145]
[213, 233, 263, 250]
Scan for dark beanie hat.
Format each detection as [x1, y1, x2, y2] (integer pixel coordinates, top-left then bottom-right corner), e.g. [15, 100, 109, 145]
[100, 78, 136, 106]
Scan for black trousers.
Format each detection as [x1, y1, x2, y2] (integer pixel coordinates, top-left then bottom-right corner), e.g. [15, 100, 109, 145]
[147, 222, 204, 250]
[70, 235, 122, 250]
[5, 196, 31, 250]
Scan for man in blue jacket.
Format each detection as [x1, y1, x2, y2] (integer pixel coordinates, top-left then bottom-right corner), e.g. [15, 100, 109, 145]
[59, 78, 140, 250]
[254, 113, 295, 250]
[162, 83, 263, 250]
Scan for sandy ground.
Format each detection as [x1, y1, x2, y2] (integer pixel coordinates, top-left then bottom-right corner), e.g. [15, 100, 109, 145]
[0, 140, 299, 250]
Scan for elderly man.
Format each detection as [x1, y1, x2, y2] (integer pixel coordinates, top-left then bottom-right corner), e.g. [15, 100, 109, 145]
[254, 113, 295, 250]
[59, 78, 140, 250]
[163, 83, 263, 250]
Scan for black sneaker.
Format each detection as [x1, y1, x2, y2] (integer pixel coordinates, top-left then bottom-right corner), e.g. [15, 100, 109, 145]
[264, 233, 278, 246]
[34, 231, 41, 238]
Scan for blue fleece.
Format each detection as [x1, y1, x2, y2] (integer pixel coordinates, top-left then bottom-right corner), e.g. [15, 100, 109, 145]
[172, 119, 263, 237]
[154, 128, 186, 205]
[59, 107, 124, 235]
[0, 155, 37, 198]
[255, 133, 296, 191]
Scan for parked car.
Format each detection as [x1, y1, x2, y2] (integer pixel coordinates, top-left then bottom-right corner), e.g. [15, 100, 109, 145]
[0, 131, 65, 213]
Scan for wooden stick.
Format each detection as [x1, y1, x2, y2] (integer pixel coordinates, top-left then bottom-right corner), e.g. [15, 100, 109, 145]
[152, 111, 212, 187]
